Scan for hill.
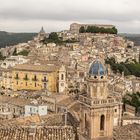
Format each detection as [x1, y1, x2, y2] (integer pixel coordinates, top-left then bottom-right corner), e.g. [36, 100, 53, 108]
[0, 31, 37, 48]
[119, 33, 140, 46]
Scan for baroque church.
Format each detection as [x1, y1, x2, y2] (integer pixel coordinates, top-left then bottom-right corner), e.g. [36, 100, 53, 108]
[78, 59, 122, 140]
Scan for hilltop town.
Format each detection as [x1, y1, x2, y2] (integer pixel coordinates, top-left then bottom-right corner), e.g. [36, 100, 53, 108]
[0, 23, 140, 140]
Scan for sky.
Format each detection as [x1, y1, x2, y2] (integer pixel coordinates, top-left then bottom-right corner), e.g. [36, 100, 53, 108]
[0, 0, 140, 33]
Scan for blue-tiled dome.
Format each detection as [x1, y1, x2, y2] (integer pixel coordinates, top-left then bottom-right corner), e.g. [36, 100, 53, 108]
[89, 60, 106, 76]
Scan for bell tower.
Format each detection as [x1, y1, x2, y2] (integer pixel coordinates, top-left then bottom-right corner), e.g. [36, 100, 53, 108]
[58, 65, 66, 93]
[79, 59, 122, 140]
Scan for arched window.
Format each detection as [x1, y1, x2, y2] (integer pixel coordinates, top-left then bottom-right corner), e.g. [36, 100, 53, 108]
[16, 73, 18, 78]
[61, 74, 64, 80]
[100, 115, 105, 130]
[34, 75, 37, 80]
[25, 74, 28, 80]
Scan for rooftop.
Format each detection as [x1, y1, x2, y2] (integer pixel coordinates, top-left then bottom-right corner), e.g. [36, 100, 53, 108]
[13, 64, 58, 72]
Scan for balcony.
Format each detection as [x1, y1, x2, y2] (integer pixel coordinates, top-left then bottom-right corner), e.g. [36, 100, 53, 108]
[14, 77, 19, 80]
[42, 79, 48, 82]
[78, 95, 122, 107]
[32, 78, 38, 81]
[23, 77, 29, 81]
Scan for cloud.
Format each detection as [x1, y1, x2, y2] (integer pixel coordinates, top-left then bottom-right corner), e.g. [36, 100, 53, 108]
[0, 0, 140, 33]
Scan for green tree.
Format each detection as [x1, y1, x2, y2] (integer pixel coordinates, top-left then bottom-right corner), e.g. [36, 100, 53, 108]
[79, 26, 86, 33]
[48, 32, 59, 40]
[105, 57, 140, 77]
[86, 26, 92, 32]
[0, 52, 6, 60]
[123, 92, 140, 112]
[17, 50, 29, 56]
[84, 26, 118, 34]
[12, 48, 17, 56]
[112, 27, 118, 34]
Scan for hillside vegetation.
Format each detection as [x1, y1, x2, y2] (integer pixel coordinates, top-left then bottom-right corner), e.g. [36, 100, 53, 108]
[0, 31, 37, 48]
[105, 57, 140, 77]
[119, 33, 140, 46]
[79, 26, 118, 34]
[123, 92, 140, 112]
[42, 32, 79, 45]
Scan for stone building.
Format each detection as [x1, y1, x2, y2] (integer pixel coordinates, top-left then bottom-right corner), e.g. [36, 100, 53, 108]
[1, 68, 13, 89]
[1, 55, 29, 69]
[25, 103, 48, 117]
[1, 63, 67, 93]
[12, 64, 57, 92]
[0, 95, 30, 119]
[78, 59, 122, 140]
[70, 23, 115, 34]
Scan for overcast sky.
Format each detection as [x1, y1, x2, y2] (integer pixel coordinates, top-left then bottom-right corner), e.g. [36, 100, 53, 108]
[0, 0, 140, 33]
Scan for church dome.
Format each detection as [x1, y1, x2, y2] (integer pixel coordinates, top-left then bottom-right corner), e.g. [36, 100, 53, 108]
[89, 60, 106, 76]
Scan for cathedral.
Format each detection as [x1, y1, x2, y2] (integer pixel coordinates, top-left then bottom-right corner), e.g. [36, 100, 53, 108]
[79, 59, 122, 140]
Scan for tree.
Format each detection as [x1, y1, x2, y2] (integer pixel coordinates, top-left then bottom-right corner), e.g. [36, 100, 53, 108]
[83, 26, 118, 34]
[0, 52, 6, 60]
[17, 50, 29, 56]
[48, 32, 59, 40]
[105, 57, 140, 77]
[86, 26, 92, 32]
[123, 92, 140, 112]
[12, 48, 17, 56]
[112, 27, 118, 34]
[79, 26, 86, 33]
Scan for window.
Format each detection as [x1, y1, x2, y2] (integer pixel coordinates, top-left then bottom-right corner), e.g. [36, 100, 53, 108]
[61, 74, 64, 80]
[16, 81, 18, 85]
[44, 76, 46, 81]
[24, 74, 28, 80]
[44, 83, 47, 88]
[26, 82, 27, 86]
[30, 108, 32, 112]
[100, 115, 105, 130]
[85, 113, 87, 128]
[13, 108, 16, 113]
[115, 109, 117, 112]
[94, 76, 97, 79]
[35, 82, 36, 87]
[34, 75, 37, 80]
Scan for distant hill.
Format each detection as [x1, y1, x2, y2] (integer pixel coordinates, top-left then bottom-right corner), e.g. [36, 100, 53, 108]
[0, 31, 37, 48]
[119, 33, 140, 46]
